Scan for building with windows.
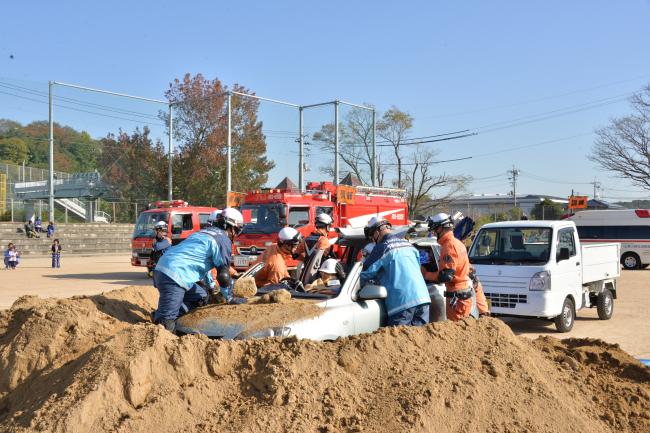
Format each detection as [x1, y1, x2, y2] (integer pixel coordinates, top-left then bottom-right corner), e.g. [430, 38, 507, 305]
[447, 194, 568, 219]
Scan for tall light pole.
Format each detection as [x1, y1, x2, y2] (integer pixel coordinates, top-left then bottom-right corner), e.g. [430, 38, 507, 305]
[168, 104, 173, 201]
[334, 100, 339, 185]
[48, 81, 54, 222]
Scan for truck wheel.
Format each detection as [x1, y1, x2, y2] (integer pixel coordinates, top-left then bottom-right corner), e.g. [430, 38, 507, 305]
[554, 297, 575, 333]
[621, 252, 641, 270]
[596, 289, 614, 320]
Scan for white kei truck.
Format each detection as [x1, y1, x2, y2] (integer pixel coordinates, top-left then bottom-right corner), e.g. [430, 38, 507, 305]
[469, 220, 620, 332]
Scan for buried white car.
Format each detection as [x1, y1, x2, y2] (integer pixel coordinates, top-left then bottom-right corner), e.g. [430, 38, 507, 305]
[175, 228, 446, 340]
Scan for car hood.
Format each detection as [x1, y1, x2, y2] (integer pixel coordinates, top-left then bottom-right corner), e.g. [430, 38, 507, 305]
[175, 299, 324, 339]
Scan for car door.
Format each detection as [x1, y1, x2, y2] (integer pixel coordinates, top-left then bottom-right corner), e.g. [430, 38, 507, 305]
[347, 262, 386, 334]
[553, 227, 582, 310]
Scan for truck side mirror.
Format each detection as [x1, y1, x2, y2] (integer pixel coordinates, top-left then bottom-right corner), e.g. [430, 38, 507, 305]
[279, 207, 287, 219]
[557, 247, 570, 262]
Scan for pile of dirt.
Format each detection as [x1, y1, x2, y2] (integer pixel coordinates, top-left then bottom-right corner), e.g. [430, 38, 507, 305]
[0, 286, 648, 433]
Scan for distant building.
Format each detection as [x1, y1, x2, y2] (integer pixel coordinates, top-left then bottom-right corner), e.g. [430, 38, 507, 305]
[586, 199, 625, 210]
[447, 194, 568, 219]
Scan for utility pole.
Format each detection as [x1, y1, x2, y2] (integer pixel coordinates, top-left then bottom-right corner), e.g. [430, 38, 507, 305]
[589, 179, 601, 199]
[507, 165, 520, 210]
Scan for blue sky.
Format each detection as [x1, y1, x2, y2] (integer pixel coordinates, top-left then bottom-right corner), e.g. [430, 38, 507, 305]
[1, 0, 650, 201]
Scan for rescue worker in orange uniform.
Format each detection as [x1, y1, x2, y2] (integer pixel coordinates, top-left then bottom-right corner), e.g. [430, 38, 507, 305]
[254, 227, 302, 287]
[425, 213, 476, 321]
[294, 213, 333, 261]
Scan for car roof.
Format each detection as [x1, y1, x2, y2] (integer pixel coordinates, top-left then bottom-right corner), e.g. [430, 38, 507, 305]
[481, 220, 574, 229]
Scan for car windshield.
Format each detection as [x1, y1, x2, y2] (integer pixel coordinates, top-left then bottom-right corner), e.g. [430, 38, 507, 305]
[240, 203, 285, 235]
[133, 211, 169, 238]
[469, 227, 551, 264]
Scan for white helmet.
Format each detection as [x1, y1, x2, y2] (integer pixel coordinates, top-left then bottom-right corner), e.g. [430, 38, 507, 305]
[208, 210, 222, 223]
[154, 220, 168, 230]
[319, 258, 338, 274]
[428, 212, 453, 230]
[315, 212, 333, 227]
[364, 217, 391, 239]
[219, 208, 244, 233]
[278, 227, 302, 245]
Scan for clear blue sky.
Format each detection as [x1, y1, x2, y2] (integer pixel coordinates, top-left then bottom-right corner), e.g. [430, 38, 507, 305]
[1, 0, 650, 201]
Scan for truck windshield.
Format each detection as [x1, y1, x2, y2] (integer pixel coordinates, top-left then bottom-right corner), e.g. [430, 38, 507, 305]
[240, 203, 285, 235]
[133, 211, 169, 238]
[469, 227, 551, 264]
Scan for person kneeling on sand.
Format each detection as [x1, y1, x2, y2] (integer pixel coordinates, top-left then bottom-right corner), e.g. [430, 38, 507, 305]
[152, 208, 244, 333]
[305, 258, 342, 295]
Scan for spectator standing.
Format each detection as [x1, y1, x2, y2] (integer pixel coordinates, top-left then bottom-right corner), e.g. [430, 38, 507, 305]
[5, 243, 20, 269]
[51, 239, 62, 268]
[46, 221, 56, 238]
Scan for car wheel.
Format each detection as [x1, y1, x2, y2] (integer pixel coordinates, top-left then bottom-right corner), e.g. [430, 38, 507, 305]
[554, 297, 575, 333]
[621, 252, 641, 270]
[597, 289, 614, 320]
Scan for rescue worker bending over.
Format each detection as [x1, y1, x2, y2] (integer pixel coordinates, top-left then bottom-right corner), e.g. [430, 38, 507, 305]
[255, 227, 302, 287]
[425, 213, 475, 321]
[294, 212, 333, 261]
[149, 221, 171, 278]
[153, 208, 243, 332]
[360, 218, 431, 327]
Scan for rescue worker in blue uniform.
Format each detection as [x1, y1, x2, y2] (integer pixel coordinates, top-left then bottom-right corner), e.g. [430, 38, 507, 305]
[153, 208, 243, 332]
[360, 217, 431, 326]
[148, 220, 171, 278]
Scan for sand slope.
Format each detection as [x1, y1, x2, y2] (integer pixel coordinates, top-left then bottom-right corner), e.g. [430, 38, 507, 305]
[0, 286, 647, 433]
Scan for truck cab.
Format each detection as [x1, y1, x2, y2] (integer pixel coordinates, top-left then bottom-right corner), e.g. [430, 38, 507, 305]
[469, 220, 620, 332]
[233, 181, 408, 270]
[131, 200, 218, 270]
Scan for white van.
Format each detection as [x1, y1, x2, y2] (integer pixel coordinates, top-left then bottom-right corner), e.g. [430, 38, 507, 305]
[567, 209, 650, 270]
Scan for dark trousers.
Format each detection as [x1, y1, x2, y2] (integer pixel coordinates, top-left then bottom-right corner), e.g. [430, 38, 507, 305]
[387, 303, 430, 327]
[51, 253, 60, 268]
[152, 271, 209, 323]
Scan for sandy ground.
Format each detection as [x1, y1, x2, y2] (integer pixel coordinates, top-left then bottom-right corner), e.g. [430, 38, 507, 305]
[0, 254, 149, 310]
[0, 255, 648, 357]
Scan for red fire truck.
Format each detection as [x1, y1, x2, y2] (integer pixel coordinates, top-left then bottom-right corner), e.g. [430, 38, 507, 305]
[131, 200, 218, 272]
[233, 181, 408, 270]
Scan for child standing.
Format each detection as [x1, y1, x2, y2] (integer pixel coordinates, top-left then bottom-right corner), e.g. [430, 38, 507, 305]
[51, 239, 62, 268]
[6, 243, 19, 269]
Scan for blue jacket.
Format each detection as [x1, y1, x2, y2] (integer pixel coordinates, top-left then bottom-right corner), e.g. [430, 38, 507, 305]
[155, 227, 232, 291]
[360, 233, 431, 316]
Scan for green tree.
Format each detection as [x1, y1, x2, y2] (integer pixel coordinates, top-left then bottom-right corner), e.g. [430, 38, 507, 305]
[531, 199, 564, 220]
[0, 137, 28, 163]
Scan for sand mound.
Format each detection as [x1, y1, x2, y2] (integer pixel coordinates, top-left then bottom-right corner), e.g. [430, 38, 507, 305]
[0, 286, 648, 433]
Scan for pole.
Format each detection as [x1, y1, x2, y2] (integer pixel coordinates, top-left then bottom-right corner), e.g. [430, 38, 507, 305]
[48, 81, 54, 222]
[371, 109, 376, 186]
[334, 100, 339, 185]
[299, 107, 304, 192]
[168, 104, 173, 201]
[227, 92, 232, 194]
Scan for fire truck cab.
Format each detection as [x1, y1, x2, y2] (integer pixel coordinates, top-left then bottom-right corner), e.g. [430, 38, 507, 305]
[233, 181, 408, 270]
[131, 200, 219, 270]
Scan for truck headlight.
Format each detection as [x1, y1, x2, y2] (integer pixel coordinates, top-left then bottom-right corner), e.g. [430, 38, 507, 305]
[235, 327, 291, 340]
[529, 271, 550, 291]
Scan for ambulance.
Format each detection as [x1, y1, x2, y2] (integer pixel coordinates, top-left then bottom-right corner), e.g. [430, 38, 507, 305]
[566, 209, 650, 270]
[233, 181, 408, 270]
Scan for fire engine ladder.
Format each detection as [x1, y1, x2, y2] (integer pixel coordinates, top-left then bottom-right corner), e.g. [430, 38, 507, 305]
[355, 185, 407, 197]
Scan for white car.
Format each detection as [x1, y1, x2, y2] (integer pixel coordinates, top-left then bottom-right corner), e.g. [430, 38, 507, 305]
[175, 228, 445, 340]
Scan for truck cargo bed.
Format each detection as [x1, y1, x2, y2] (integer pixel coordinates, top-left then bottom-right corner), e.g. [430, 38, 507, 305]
[581, 243, 620, 284]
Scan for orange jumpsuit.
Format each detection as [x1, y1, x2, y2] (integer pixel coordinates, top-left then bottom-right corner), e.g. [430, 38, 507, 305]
[295, 229, 330, 260]
[422, 230, 473, 321]
[254, 244, 292, 287]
